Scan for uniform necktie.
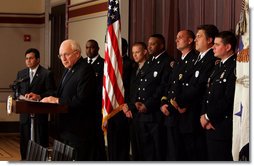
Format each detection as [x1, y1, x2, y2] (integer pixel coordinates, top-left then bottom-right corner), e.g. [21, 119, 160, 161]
[30, 71, 34, 84]
[88, 59, 93, 64]
[195, 54, 201, 65]
[136, 67, 141, 76]
[197, 54, 201, 62]
[220, 62, 224, 68]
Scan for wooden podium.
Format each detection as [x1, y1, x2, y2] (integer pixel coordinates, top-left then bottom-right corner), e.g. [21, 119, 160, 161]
[12, 99, 68, 114]
[8, 97, 68, 141]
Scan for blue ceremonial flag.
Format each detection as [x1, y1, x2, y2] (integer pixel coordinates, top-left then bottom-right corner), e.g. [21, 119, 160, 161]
[232, 0, 249, 161]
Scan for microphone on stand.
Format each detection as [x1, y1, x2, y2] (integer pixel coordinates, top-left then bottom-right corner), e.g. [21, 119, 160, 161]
[13, 76, 30, 83]
[9, 76, 29, 99]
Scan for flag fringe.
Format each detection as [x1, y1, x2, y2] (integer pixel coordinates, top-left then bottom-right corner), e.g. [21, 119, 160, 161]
[237, 47, 249, 62]
[102, 104, 123, 134]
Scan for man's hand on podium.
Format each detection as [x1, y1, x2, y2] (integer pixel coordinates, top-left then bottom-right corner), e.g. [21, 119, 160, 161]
[24, 92, 41, 101]
[41, 96, 59, 104]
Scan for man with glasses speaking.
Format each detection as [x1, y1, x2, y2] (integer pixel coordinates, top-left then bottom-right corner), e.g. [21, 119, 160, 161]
[41, 39, 99, 160]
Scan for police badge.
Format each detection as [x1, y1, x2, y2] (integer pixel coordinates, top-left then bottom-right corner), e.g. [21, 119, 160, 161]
[220, 71, 225, 78]
[179, 74, 183, 80]
[195, 70, 199, 78]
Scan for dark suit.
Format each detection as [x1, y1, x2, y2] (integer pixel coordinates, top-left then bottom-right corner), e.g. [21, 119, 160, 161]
[161, 49, 197, 160]
[129, 51, 173, 160]
[17, 65, 55, 160]
[107, 55, 133, 161]
[202, 55, 236, 161]
[84, 56, 107, 160]
[175, 48, 217, 160]
[55, 57, 98, 161]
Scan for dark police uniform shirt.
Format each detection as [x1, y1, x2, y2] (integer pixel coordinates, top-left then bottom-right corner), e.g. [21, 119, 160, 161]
[202, 54, 236, 140]
[161, 49, 197, 126]
[175, 48, 217, 133]
[134, 51, 174, 122]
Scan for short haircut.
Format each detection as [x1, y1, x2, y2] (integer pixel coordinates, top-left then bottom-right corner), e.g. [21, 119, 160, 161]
[184, 29, 195, 48]
[150, 33, 165, 47]
[216, 31, 237, 52]
[185, 30, 195, 41]
[25, 48, 40, 59]
[87, 39, 99, 49]
[197, 24, 219, 43]
[132, 42, 147, 50]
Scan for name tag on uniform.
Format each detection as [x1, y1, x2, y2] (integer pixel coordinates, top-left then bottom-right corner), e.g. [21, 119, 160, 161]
[153, 71, 158, 77]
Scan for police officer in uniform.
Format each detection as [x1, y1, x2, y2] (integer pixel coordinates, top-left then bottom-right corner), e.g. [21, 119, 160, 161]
[160, 29, 197, 160]
[122, 42, 148, 160]
[200, 31, 237, 161]
[162, 25, 219, 160]
[126, 34, 174, 160]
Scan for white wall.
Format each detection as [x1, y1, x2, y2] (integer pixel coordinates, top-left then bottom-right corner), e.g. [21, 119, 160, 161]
[0, 0, 44, 13]
[69, 13, 107, 57]
[0, 24, 45, 88]
[0, 0, 45, 122]
[68, 0, 129, 57]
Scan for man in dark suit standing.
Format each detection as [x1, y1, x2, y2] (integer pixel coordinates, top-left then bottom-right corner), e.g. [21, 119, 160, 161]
[200, 31, 237, 161]
[41, 39, 98, 161]
[16, 48, 55, 160]
[84, 39, 106, 160]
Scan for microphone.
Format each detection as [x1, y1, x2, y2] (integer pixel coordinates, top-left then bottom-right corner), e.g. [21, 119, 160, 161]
[14, 76, 30, 83]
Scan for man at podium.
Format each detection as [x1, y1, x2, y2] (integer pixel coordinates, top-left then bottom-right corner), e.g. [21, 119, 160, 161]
[15, 48, 56, 160]
[41, 39, 98, 161]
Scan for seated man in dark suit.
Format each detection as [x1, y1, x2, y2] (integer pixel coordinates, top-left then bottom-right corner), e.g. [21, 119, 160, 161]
[41, 39, 99, 161]
[16, 48, 55, 160]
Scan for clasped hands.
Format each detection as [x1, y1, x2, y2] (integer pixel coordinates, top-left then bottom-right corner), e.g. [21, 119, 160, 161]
[160, 98, 186, 116]
[122, 102, 147, 118]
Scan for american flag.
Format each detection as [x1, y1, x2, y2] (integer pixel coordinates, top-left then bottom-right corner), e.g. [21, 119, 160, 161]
[102, 0, 124, 132]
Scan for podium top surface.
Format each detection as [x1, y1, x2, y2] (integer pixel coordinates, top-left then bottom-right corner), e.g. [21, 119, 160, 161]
[12, 99, 68, 114]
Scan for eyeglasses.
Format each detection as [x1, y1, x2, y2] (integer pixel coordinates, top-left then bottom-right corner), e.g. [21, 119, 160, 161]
[58, 50, 77, 59]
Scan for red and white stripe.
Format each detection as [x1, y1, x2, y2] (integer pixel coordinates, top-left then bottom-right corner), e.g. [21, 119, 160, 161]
[102, 19, 124, 130]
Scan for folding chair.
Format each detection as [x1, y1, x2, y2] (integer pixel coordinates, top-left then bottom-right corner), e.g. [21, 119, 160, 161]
[51, 139, 75, 161]
[26, 140, 48, 161]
